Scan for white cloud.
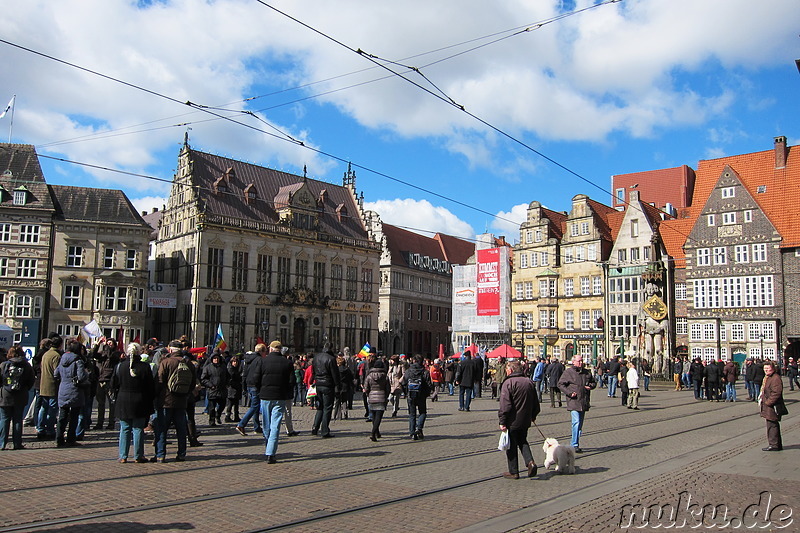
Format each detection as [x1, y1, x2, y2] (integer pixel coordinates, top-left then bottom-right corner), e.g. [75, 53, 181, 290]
[364, 199, 475, 239]
[130, 196, 168, 216]
[491, 203, 528, 240]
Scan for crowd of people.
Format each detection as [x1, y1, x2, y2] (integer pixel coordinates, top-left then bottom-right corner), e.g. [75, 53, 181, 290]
[0, 336, 792, 460]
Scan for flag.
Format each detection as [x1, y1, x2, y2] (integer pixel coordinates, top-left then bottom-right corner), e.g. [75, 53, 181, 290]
[83, 319, 102, 339]
[0, 96, 13, 119]
[214, 324, 227, 352]
[256, 336, 265, 346]
[76, 328, 87, 346]
[132, 334, 140, 344]
[357, 342, 371, 358]
[117, 327, 125, 347]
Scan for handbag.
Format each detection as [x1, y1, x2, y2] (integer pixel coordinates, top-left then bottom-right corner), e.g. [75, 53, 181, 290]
[498, 430, 510, 451]
[774, 399, 789, 419]
[306, 385, 317, 400]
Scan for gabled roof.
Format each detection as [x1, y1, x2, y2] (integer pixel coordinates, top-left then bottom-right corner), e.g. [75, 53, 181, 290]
[0, 144, 54, 211]
[382, 223, 473, 268]
[690, 140, 800, 248]
[659, 218, 694, 264]
[586, 198, 617, 242]
[50, 185, 148, 226]
[541, 206, 567, 240]
[187, 148, 368, 240]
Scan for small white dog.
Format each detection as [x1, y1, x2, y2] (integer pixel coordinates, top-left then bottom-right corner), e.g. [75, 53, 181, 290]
[542, 438, 576, 474]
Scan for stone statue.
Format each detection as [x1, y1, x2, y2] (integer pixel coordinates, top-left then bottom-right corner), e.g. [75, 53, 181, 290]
[639, 280, 668, 374]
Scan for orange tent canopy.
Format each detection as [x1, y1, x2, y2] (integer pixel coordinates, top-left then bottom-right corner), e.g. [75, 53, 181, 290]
[486, 344, 522, 358]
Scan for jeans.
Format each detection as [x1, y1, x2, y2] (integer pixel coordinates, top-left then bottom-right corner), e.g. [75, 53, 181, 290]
[238, 387, 262, 432]
[119, 417, 147, 460]
[570, 410, 586, 449]
[752, 382, 761, 402]
[607, 376, 618, 397]
[447, 382, 454, 396]
[37, 396, 58, 436]
[473, 381, 482, 399]
[693, 380, 704, 399]
[23, 389, 39, 426]
[0, 403, 26, 449]
[312, 386, 335, 436]
[155, 407, 188, 459]
[458, 385, 473, 410]
[294, 382, 306, 405]
[506, 427, 534, 475]
[643, 375, 650, 391]
[77, 392, 95, 437]
[726, 382, 737, 402]
[407, 396, 427, 435]
[282, 400, 294, 434]
[260, 399, 284, 456]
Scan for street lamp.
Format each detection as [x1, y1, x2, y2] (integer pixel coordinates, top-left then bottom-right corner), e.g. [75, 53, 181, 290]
[261, 320, 270, 344]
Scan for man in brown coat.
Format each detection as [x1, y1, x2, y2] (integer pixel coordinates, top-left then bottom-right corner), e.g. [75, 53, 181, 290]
[498, 360, 540, 479]
[153, 340, 197, 462]
[759, 361, 784, 451]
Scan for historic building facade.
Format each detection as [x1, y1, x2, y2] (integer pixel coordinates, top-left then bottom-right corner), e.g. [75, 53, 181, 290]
[152, 139, 381, 353]
[48, 185, 151, 343]
[0, 144, 54, 344]
[366, 219, 473, 356]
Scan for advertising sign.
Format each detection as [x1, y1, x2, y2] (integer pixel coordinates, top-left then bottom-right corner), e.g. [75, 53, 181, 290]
[147, 283, 176, 308]
[476, 248, 500, 316]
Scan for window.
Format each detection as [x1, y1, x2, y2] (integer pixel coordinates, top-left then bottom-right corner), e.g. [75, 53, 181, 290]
[519, 253, 528, 268]
[104, 248, 115, 268]
[67, 246, 83, 267]
[361, 269, 373, 302]
[616, 188, 625, 204]
[630, 219, 639, 237]
[101, 286, 128, 311]
[539, 310, 549, 329]
[530, 253, 538, 267]
[703, 323, 715, 341]
[330, 264, 343, 300]
[126, 250, 137, 270]
[276, 256, 291, 293]
[294, 258, 307, 288]
[535, 229, 542, 242]
[549, 310, 557, 328]
[744, 210, 752, 223]
[707, 214, 715, 226]
[722, 212, 736, 225]
[730, 323, 745, 341]
[580, 310, 591, 330]
[703, 347, 717, 362]
[592, 276, 602, 295]
[564, 278, 573, 297]
[417, 304, 422, 321]
[0, 224, 10, 242]
[207, 248, 224, 289]
[618, 249, 627, 262]
[346, 266, 358, 301]
[13, 191, 26, 206]
[630, 247, 640, 262]
[515, 283, 524, 300]
[575, 246, 584, 262]
[752, 244, 767, 262]
[643, 247, 650, 261]
[539, 280, 548, 298]
[587, 244, 597, 261]
[571, 223, 579, 236]
[690, 323, 702, 341]
[676, 317, 687, 335]
[63, 285, 81, 310]
[19, 225, 40, 243]
[232, 251, 249, 292]
[721, 186, 735, 198]
[581, 222, 589, 235]
[693, 275, 773, 308]
[564, 247, 573, 263]
[735, 245, 749, 264]
[713, 247, 727, 265]
[565, 310, 574, 330]
[593, 310, 602, 330]
[14, 295, 42, 318]
[524, 281, 533, 299]
[541, 252, 549, 266]
[256, 254, 272, 293]
[580, 277, 590, 295]
[0, 258, 7, 277]
[696, 248, 710, 266]
[16, 258, 37, 278]
[313, 261, 325, 295]
[608, 277, 641, 304]
[525, 231, 533, 244]
[719, 325, 727, 341]
[675, 283, 687, 300]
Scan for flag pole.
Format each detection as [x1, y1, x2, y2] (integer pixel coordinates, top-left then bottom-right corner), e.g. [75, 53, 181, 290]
[7, 95, 15, 143]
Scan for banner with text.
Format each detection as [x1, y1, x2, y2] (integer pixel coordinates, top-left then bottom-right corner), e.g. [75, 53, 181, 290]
[147, 283, 176, 308]
[476, 248, 500, 316]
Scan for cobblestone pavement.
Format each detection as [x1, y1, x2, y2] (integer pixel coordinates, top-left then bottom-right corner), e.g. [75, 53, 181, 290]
[1, 383, 797, 532]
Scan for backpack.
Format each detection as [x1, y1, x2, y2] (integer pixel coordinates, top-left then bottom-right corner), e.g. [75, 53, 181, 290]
[167, 360, 193, 394]
[407, 376, 422, 398]
[3, 361, 25, 393]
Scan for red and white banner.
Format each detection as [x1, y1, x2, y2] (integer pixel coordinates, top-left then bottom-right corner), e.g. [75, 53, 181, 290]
[476, 248, 500, 316]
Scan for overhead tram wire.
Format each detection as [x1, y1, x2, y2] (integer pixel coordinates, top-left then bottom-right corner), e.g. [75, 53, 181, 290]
[0, 40, 524, 229]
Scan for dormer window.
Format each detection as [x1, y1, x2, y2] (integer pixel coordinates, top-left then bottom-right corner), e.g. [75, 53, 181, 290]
[336, 204, 348, 222]
[13, 187, 27, 206]
[243, 183, 257, 204]
[213, 177, 228, 195]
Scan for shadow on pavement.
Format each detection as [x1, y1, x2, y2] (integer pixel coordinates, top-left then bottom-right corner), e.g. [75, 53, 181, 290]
[30, 521, 194, 532]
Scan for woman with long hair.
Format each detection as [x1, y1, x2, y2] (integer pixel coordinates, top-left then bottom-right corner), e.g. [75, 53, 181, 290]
[363, 358, 390, 442]
[112, 343, 155, 463]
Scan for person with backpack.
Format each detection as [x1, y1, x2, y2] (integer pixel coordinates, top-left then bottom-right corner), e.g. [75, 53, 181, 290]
[154, 340, 196, 463]
[53, 340, 90, 447]
[403, 354, 433, 440]
[0, 346, 35, 450]
[235, 346, 265, 436]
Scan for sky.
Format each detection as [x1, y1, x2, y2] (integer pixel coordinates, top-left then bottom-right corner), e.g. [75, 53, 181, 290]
[1, 0, 799, 243]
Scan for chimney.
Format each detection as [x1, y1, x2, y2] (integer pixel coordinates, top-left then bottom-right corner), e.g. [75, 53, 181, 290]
[775, 136, 787, 169]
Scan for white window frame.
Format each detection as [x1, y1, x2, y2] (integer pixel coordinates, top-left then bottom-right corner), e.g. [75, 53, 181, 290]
[104, 248, 115, 269]
[675, 282, 687, 300]
[707, 214, 715, 226]
[67, 246, 83, 268]
[530, 253, 538, 267]
[564, 278, 574, 297]
[0, 223, 10, 242]
[0, 258, 7, 277]
[564, 310, 574, 330]
[592, 276, 602, 295]
[19, 224, 40, 243]
[13, 191, 26, 206]
[126, 250, 137, 270]
[722, 212, 736, 225]
[730, 323, 745, 341]
[580, 277, 590, 295]
[16, 258, 37, 278]
[752, 243, 767, 262]
[525, 231, 533, 244]
[676, 317, 687, 335]
[721, 186, 735, 198]
[696, 248, 711, 266]
[524, 281, 533, 299]
[63, 284, 81, 310]
[735, 245, 749, 264]
[515, 283, 524, 300]
[519, 253, 528, 269]
[713, 247, 727, 265]
[744, 210, 752, 223]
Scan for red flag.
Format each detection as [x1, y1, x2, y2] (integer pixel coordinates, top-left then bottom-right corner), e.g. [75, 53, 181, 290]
[256, 336, 265, 345]
[117, 327, 125, 347]
[132, 334, 141, 344]
[438, 343, 445, 359]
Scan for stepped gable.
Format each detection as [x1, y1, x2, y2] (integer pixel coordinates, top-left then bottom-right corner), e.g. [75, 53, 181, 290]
[189, 149, 369, 240]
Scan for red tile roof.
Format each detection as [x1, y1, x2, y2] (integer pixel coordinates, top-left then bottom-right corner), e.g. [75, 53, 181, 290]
[382, 224, 474, 268]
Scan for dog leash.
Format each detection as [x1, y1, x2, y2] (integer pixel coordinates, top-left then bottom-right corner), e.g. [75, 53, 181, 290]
[532, 421, 547, 441]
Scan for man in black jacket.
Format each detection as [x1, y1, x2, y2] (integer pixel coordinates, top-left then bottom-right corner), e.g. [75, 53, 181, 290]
[311, 342, 341, 438]
[250, 340, 293, 463]
[545, 358, 565, 408]
[403, 355, 433, 440]
[235, 345, 265, 436]
[455, 352, 476, 411]
[498, 360, 540, 479]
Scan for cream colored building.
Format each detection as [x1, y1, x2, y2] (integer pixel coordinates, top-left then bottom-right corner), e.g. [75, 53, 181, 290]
[152, 139, 380, 353]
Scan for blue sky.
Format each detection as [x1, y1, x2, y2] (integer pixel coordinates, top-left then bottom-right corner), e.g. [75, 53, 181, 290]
[1, 0, 798, 242]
